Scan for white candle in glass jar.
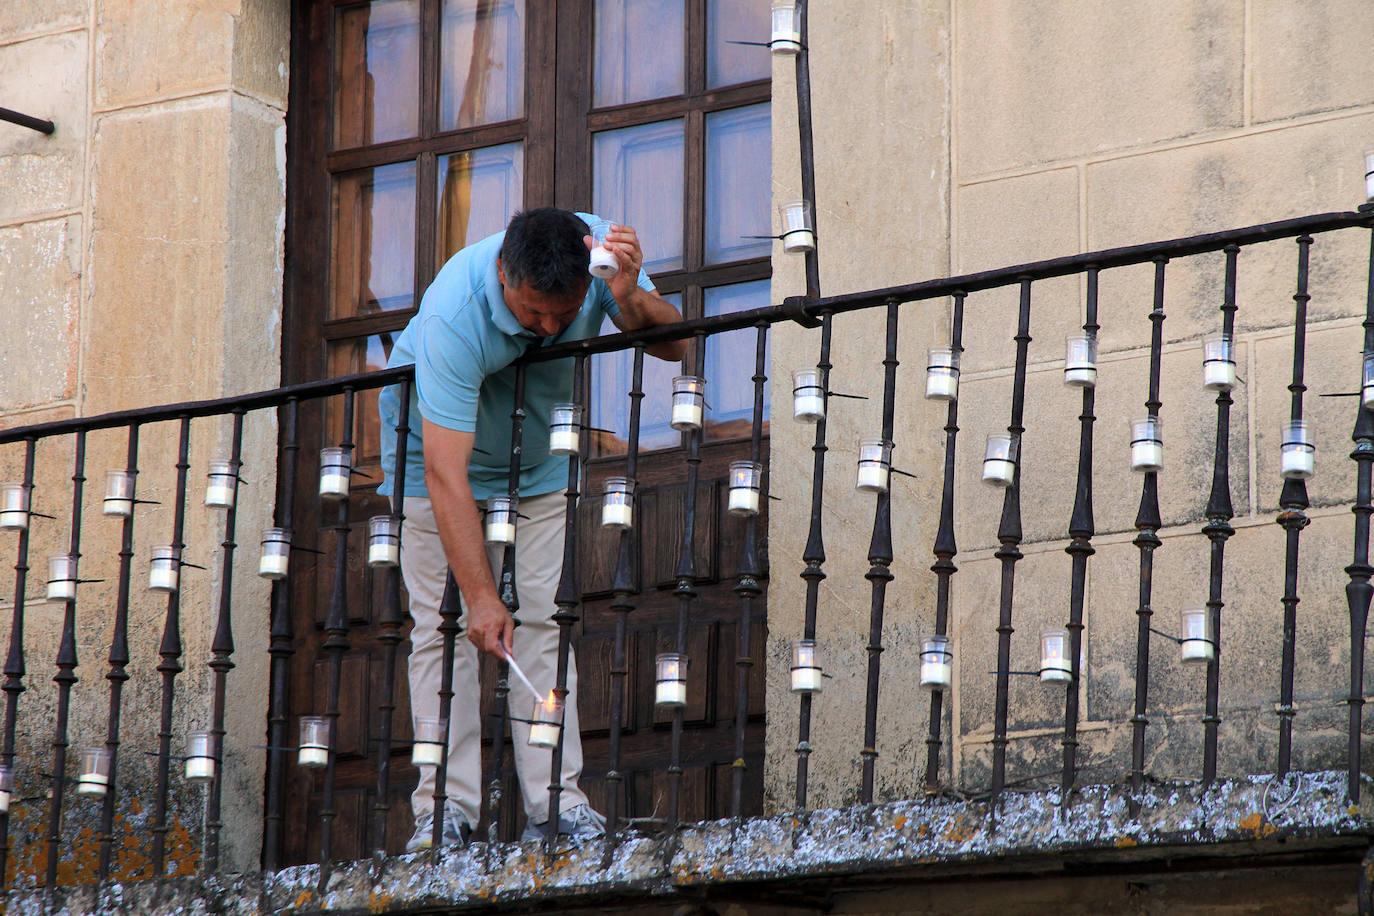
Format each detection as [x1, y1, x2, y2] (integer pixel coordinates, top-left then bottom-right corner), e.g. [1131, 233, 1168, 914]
[0, 789, 9, 814]
[104, 470, 135, 518]
[47, 579, 76, 602]
[1181, 639, 1215, 663]
[602, 501, 632, 529]
[485, 521, 516, 546]
[589, 245, 619, 280]
[319, 470, 349, 499]
[529, 722, 560, 748]
[0, 484, 27, 530]
[982, 458, 1015, 487]
[77, 773, 108, 797]
[779, 200, 815, 253]
[856, 464, 888, 493]
[411, 742, 443, 767]
[185, 757, 215, 781]
[1039, 629, 1073, 684]
[794, 392, 824, 422]
[1065, 366, 1096, 387]
[298, 744, 328, 768]
[104, 498, 132, 518]
[1204, 360, 1236, 390]
[1281, 444, 1315, 479]
[920, 659, 952, 690]
[1180, 609, 1214, 664]
[47, 555, 77, 602]
[790, 667, 823, 693]
[1131, 441, 1163, 472]
[149, 552, 179, 592]
[259, 552, 289, 579]
[728, 488, 760, 516]
[656, 681, 687, 706]
[770, 0, 801, 53]
[550, 428, 580, 455]
[205, 483, 234, 509]
[671, 402, 703, 430]
[369, 541, 400, 566]
[925, 368, 958, 400]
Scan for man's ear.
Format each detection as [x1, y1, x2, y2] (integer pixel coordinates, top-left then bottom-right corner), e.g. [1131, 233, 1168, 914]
[583, 234, 594, 252]
[496, 258, 506, 285]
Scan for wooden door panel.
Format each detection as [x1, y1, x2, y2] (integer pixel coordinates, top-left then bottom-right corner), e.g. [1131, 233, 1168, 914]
[651, 622, 714, 726]
[644, 480, 718, 589]
[305, 786, 368, 862]
[577, 632, 637, 735]
[312, 652, 371, 759]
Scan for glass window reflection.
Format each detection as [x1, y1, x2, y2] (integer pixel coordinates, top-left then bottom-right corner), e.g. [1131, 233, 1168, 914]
[436, 143, 525, 265]
[593, 119, 685, 274]
[594, 0, 685, 107]
[328, 334, 396, 466]
[590, 297, 681, 457]
[706, 104, 772, 264]
[331, 162, 417, 319]
[705, 281, 771, 441]
[707, 0, 770, 89]
[440, 0, 526, 131]
[334, 0, 421, 148]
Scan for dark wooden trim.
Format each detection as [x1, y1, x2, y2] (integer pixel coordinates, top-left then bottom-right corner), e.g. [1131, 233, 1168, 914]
[586, 82, 769, 131]
[553, 0, 592, 210]
[686, 0, 706, 98]
[419, 0, 440, 140]
[325, 120, 529, 172]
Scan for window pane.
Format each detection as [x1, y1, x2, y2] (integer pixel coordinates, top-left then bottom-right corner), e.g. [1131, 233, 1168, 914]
[593, 120, 684, 274]
[436, 143, 524, 265]
[440, 0, 526, 131]
[590, 298, 681, 457]
[707, 0, 770, 89]
[705, 104, 771, 264]
[331, 162, 417, 319]
[334, 0, 420, 148]
[594, 0, 685, 107]
[327, 334, 396, 466]
[704, 280, 771, 441]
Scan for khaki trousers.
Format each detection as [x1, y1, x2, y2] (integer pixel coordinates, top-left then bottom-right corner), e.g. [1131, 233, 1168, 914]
[402, 492, 589, 828]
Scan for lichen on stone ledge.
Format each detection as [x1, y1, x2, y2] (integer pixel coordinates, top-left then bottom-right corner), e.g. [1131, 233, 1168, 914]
[9, 770, 1373, 914]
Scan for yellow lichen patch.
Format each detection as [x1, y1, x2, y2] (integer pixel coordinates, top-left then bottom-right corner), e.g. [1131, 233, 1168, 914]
[941, 818, 979, 845]
[917, 823, 929, 838]
[1114, 836, 1138, 848]
[294, 889, 314, 907]
[367, 889, 394, 913]
[892, 815, 908, 831]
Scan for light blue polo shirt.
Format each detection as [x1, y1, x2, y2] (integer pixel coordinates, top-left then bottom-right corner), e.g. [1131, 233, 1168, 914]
[378, 213, 654, 501]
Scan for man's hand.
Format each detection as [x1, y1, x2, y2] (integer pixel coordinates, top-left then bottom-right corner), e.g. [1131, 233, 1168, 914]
[466, 594, 515, 658]
[591, 222, 688, 362]
[585, 223, 645, 308]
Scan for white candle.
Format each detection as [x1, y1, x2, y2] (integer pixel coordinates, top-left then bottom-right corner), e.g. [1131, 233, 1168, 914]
[528, 723, 560, 749]
[790, 667, 823, 693]
[485, 521, 516, 546]
[925, 369, 958, 401]
[589, 245, 619, 280]
[856, 464, 888, 493]
[793, 393, 824, 422]
[1065, 367, 1097, 387]
[779, 200, 815, 253]
[602, 501, 633, 529]
[550, 428, 580, 456]
[259, 552, 289, 579]
[149, 565, 179, 593]
[920, 660, 952, 691]
[983, 458, 1015, 487]
[77, 773, 109, 797]
[47, 555, 77, 602]
[1180, 609, 1214, 664]
[1281, 445, 1315, 480]
[204, 483, 235, 509]
[319, 470, 350, 499]
[411, 741, 444, 767]
[369, 542, 400, 566]
[0, 484, 27, 531]
[656, 681, 687, 706]
[1365, 151, 1374, 201]
[47, 579, 76, 602]
[298, 745, 328, 768]
[1365, 381, 1374, 411]
[0, 790, 9, 814]
[184, 757, 215, 781]
[728, 488, 760, 516]
[1181, 638, 1215, 663]
[671, 402, 703, 430]
[1064, 335, 1097, 388]
[0, 510, 25, 530]
[1131, 441, 1163, 473]
[782, 228, 816, 254]
[1204, 360, 1236, 391]
[104, 498, 133, 518]
[770, 0, 801, 53]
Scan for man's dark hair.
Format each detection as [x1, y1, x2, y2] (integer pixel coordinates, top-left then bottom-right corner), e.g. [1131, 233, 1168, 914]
[499, 208, 591, 298]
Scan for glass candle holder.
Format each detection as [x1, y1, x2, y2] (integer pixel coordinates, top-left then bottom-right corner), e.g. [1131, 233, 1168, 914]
[588, 219, 619, 280]
[1039, 628, 1073, 684]
[204, 459, 237, 509]
[484, 496, 517, 546]
[550, 403, 583, 456]
[298, 716, 330, 768]
[1365, 150, 1374, 201]
[925, 347, 960, 401]
[1130, 417, 1164, 473]
[778, 199, 816, 253]
[770, 0, 801, 53]
[103, 470, 135, 518]
[1179, 607, 1215, 664]
[411, 716, 446, 767]
[919, 634, 953, 691]
[790, 639, 823, 694]
[319, 446, 352, 500]
[1203, 335, 1237, 391]
[792, 368, 825, 423]
[1064, 335, 1098, 388]
[77, 747, 111, 797]
[368, 515, 401, 567]
[671, 375, 706, 432]
[184, 730, 216, 783]
[655, 653, 688, 707]
[728, 460, 763, 517]
[856, 437, 892, 494]
[0, 764, 11, 814]
[982, 433, 1018, 487]
[602, 477, 635, 530]
[46, 554, 77, 602]
[1280, 419, 1315, 480]
[0, 482, 30, 531]
[1363, 353, 1374, 411]
[528, 692, 564, 749]
[148, 546, 180, 593]
[259, 527, 290, 579]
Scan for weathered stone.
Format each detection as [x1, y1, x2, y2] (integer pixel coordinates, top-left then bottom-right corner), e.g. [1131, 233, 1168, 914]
[0, 216, 80, 411]
[0, 30, 88, 221]
[95, 0, 236, 108]
[0, 0, 85, 44]
[1250, 0, 1374, 123]
[955, 0, 1244, 176]
[231, 0, 289, 109]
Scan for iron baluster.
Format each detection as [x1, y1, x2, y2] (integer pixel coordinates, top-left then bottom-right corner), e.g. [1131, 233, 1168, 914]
[1128, 260, 1168, 813]
[371, 382, 410, 856]
[989, 279, 1033, 807]
[98, 424, 140, 880]
[1275, 237, 1312, 776]
[45, 429, 86, 887]
[1345, 221, 1374, 803]
[925, 293, 965, 794]
[263, 397, 299, 871]
[0, 437, 34, 888]
[432, 570, 460, 849]
[1060, 273, 1098, 795]
[546, 355, 588, 853]
[860, 301, 900, 804]
[606, 344, 646, 842]
[731, 324, 769, 816]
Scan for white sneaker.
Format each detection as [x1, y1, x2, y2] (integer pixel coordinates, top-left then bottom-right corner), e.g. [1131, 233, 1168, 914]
[405, 808, 470, 852]
[521, 803, 606, 842]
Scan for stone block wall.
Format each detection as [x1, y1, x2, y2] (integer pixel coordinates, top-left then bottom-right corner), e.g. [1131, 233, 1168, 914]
[766, 0, 1374, 810]
[0, 0, 287, 882]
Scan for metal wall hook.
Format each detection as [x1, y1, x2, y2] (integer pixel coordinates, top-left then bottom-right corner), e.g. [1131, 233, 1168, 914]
[0, 107, 54, 135]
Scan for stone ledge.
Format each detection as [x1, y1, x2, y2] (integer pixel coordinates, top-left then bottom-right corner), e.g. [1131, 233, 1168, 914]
[10, 770, 1373, 914]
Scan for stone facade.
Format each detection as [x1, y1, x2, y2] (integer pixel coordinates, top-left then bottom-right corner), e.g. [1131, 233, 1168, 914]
[0, 0, 287, 882]
[767, 0, 1374, 811]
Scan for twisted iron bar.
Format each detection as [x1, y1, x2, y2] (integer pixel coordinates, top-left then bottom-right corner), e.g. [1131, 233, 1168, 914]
[0, 437, 34, 888]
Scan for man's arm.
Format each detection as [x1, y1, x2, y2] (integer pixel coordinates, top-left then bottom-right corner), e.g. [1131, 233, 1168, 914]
[422, 419, 513, 657]
[598, 224, 689, 362]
